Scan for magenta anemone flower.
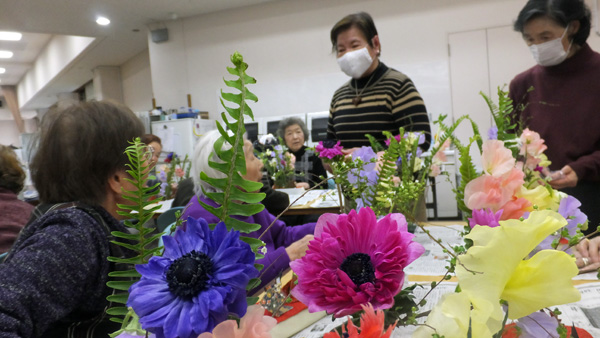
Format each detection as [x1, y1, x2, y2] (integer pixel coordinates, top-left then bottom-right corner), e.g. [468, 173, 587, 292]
[315, 140, 344, 159]
[290, 207, 424, 317]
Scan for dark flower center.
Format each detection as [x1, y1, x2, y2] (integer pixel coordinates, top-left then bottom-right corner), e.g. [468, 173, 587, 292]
[340, 253, 375, 286]
[322, 140, 337, 149]
[166, 250, 213, 298]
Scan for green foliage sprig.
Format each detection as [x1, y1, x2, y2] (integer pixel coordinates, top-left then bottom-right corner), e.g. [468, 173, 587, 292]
[198, 52, 265, 234]
[197, 52, 267, 297]
[106, 138, 164, 323]
[480, 86, 519, 156]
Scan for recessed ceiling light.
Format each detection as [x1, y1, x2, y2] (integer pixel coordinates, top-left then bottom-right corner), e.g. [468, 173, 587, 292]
[96, 16, 111, 26]
[0, 31, 22, 41]
[0, 68, 5, 73]
[0, 51, 13, 58]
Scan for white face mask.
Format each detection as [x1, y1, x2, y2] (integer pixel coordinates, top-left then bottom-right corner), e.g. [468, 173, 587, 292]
[529, 24, 572, 66]
[337, 47, 373, 79]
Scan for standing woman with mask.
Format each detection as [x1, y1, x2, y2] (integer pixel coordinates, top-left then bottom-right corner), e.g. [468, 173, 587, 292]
[509, 0, 600, 235]
[327, 12, 431, 150]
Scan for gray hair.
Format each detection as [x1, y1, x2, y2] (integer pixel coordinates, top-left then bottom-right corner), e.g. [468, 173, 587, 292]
[191, 129, 234, 197]
[277, 117, 309, 143]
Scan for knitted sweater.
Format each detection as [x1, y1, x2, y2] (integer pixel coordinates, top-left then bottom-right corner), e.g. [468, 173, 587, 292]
[328, 62, 431, 149]
[290, 146, 327, 188]
[509, 43, 600, 182]
[181, 195, 315, 292]
[0, 204, 131, 338]
[0, 188, 34, 253]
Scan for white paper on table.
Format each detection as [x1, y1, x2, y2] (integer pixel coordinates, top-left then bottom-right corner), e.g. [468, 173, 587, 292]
[289, 315, 348, 338]
[142, 199, 174, 214]
[404, 225, 465, 276]
[278, 188, 340, 208]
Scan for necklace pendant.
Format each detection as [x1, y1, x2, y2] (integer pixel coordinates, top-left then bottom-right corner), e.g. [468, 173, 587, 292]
[352, 96, 362, 106]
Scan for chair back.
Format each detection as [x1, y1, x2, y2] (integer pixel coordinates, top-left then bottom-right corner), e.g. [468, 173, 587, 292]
[156, 207, 185, 233]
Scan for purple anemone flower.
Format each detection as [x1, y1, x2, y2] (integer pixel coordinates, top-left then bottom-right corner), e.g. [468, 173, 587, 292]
[128, 217, 258, 338]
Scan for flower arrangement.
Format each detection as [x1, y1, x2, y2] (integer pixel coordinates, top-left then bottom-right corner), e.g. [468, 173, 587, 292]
[157, 152, 190, 199]
[257, 142, 297, 188]
[315, 119, 460, 221]
[107, 53, 592, 338]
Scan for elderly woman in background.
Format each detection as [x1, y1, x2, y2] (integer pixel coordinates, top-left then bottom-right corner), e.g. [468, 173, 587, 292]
[0, 145, 34, 254]
[277, 117, 327, 189]
[141, 134, 162, 168]
[181, 130, 315, 292]
[0, 101, 144, 337]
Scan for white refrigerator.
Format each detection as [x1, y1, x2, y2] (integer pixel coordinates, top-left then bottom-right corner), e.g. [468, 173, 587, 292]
[151, 118, 215, 163]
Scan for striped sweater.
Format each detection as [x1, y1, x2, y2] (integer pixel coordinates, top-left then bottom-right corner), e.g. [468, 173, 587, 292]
[327, 62, 431, 149]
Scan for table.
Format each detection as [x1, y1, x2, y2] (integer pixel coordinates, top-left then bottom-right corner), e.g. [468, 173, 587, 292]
[277, 188, 343, 216]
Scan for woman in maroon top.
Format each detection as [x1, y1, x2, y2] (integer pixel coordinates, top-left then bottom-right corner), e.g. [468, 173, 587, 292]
[0, 145, 33, 253]
[509, 0, 600, 235]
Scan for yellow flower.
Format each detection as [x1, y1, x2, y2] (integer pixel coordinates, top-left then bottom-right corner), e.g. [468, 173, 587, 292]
[457, 210, 580, 320]
[516, 185, 560, 211]
[413, 292, 501, 338]
[538, 153, 551, 168]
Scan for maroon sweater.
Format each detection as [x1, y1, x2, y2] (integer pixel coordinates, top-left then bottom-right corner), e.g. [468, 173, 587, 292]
[0, 188, 33, 253]
[509, 43, 600, 182]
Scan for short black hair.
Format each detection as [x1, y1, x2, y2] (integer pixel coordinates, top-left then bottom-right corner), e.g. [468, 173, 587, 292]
[330, 12, 379, 53]
[514, 0, 591, 45]
[31, 101, 144, 205]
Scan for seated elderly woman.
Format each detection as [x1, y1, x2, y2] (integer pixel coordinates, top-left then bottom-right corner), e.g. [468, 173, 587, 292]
[0, 101, 144, 337]
[181, 129, 315, 292]
[277, 117, 327, 189]
[0, 145, 34, 254]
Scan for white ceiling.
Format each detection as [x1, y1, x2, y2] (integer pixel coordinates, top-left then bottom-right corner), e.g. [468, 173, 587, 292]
[0, 0, 280, 109]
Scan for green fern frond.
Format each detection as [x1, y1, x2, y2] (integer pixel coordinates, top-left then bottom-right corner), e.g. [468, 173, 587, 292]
[105, 138, 162, 322]
[198, 53, 266, 232]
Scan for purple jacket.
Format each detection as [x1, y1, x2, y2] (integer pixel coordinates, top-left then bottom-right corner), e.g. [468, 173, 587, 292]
[182, 195, 315, 293]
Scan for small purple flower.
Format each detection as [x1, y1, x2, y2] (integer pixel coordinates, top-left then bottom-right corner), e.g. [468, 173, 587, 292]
[534, 165, 544, 173]
[516, 311, 560, 338]
[158, 171, 167, 182]
[534, 195, 587, 253]
[165, 152, 175, 163]
[315, 140, 344, 159]
[488, 127, 498, 140]
[384, 134, 403, 146]
[468, 208, 503, 228]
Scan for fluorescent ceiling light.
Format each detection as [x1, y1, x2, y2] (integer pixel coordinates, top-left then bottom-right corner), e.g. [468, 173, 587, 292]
[0, 51, 13, 58]
[0, 31, 22, 41]
[96, 17, 110, 26]
[0, 68, 5, 73]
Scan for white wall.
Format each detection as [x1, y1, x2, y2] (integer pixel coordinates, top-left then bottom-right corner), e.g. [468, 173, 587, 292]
[121, 49, 153, 113]
[148, 0, 533, 122]
[17, 35, 96, 109]
[0, 109, 37, 147]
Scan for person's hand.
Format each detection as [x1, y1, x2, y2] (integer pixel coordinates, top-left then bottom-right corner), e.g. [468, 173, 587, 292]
[295, 182, 310, 190]
[549, 165, 578, 189]
[575, 237, 600, 273]
[341, 147, 359, 156]
[285, 235, 314, 261]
